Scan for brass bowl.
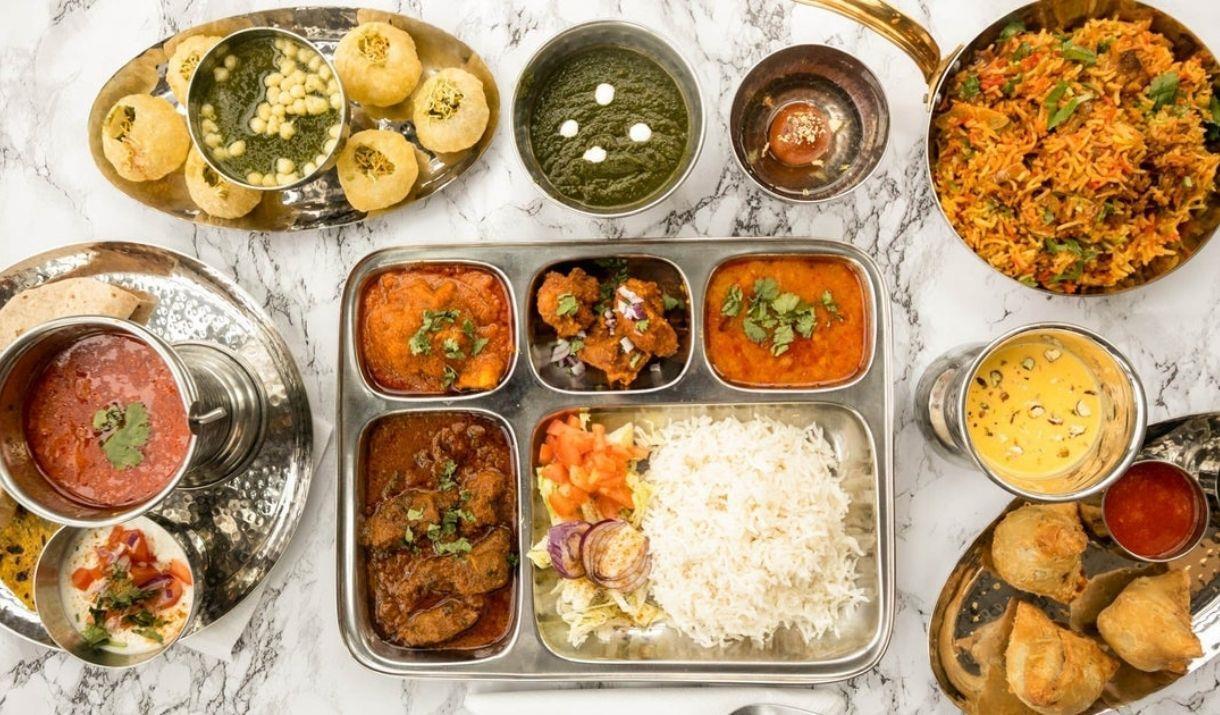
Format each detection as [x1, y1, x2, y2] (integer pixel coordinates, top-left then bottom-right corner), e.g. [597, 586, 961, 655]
[730, 44, 889, 202]
[796, 0, 1220, 295]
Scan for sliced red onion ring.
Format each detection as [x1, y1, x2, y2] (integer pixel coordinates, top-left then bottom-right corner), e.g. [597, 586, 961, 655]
[547, 521, 591, 579]
[580, 519, 651, 592]
[137, 573, 174, 591]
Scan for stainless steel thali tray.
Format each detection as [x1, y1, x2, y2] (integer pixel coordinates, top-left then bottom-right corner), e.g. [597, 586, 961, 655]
[336, 239, 894, 681]
[929, 412, 1220, 713]
[88, 6, 499, 232]
[0, 242, 313, 648]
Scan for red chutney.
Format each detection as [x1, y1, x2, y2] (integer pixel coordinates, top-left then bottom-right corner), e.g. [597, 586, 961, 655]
[23, 334, 191, 507]
[1103, 461, 1202, 558]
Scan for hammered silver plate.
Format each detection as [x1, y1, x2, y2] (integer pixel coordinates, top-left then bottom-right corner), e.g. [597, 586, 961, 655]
[0, 242, 313, 648]
[87, 6, 499, 232]
[336, 238, 895, 682]
[929, 413, 1220, 713]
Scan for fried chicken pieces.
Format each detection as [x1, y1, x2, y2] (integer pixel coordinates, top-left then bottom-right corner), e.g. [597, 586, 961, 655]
[536, 268, 680, 387]
[991, 503, 1088, 604]
[1097, 570, 1202, 673]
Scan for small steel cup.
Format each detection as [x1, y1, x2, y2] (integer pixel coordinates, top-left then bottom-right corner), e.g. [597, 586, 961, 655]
[1101, 459, 1211, 562]
[0, 317, 266, 526]
[186, 27, 349, 191]
[511, 20, 706, 218]
[729, 44, 889, 203]
[915, 322, 1147, 501]
[33, 515, 204, 668]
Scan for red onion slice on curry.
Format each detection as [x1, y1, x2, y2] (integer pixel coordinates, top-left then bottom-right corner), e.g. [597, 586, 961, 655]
[22, 334, 190, 508]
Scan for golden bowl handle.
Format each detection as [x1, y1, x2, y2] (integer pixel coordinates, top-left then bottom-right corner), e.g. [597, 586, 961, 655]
[792, 0, 944, 84]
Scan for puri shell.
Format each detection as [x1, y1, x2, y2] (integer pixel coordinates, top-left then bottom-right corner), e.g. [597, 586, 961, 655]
[334, 22, 422, 107]
[184, 149, 262, 219]
[166, 34, 222, 105]
[412, 68, 490, 154]
[101, 94, 190, 182]
[336, 129, 419, 212]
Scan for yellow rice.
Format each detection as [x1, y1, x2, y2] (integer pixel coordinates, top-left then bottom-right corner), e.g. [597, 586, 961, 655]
[933, 18, 1219, 293]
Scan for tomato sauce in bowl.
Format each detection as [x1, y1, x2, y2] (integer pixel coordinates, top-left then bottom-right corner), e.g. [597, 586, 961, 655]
[22, 334, 191, 508]
[1102, 460, 1209, 561]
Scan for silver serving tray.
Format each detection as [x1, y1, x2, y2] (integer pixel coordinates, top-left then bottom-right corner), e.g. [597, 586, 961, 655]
[336, 239, 895, 681]
[0, 242, 313, 648]
[928, 412, 1220, 713]
[87, 7, 499, 232]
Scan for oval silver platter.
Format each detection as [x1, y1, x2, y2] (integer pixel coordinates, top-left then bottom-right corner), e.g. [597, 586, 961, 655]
[0, 242, 313, 648]
[87, 6, 499, 232]
[336, 238, 895, 682]
[929, 412, 1220, 714]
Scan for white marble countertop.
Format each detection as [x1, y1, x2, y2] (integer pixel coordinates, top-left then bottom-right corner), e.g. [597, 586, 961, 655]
[2, 0, 1219, 712]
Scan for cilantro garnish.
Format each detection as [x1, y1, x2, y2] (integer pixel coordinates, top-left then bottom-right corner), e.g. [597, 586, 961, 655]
[555, 293, 580, 317]
[1147, 71, 1179, 113]
[1060, 41, 1096, 65]
[662, 292, 684, 311]
[721, 285, 743, 317]
[442, 338, 465, 360]
[958, 74, 980, 100]
[433, 538, 472, 557]
[635, 319, 650, 333]
[441, 365, 458, 389]
[92, 402, 151, 470]
[438, 460, 458, 490]
[999, 20, 1025, 41]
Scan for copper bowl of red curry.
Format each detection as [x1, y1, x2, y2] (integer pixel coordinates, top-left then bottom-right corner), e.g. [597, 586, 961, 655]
[0, 317, 219, 527]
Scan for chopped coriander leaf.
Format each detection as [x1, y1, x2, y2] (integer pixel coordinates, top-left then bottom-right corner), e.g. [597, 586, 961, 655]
[92, 401, 151, 470]
[568, 338, 584, 354]
[408, 328, 431, 356]
[771, 292, 800, 314]
[1060, 41, 1097, 65]
[999, 20, 1025, 41]
[470, 337, 489, 356]
[959, 74, 980, 100]
[555, 293, 580, 317]
[441, 365, 458, 389]
[771, 324, 795, 356]
[134, 626, 164, 643]
[635, 319, 650, 333]
[795, 309, 816, 339]
[406, 508, 424, 521]
[507, 552, 519, 568]
[721, 285, 743, 317]
[462, 319, 476, 339]
[661, 292, 685, 311]
[438, 460, 458, 490]
[821, 290, 844, 320]
[1147, 71, 1178, 112]
[402, 528, 415, 544]
[742, 319, 767, 344]
[753, 277, 779, 301]
[1098, 38, 1113, 53]
[442, 338, 465, 360]
[434, 538, 473, 557]
[81, 621, 110, 648]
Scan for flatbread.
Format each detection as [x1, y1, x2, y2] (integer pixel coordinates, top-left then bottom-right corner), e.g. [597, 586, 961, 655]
[0, 277, 141, 351]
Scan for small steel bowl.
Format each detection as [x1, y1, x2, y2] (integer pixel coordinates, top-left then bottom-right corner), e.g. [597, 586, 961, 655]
[34, 515, 204, 668]
[1101, 459, 1211, 563]
[186, 27, 349, 192]
[0, 316, 265, 526]
[511, 20, 706, 218]
[730, 45, 889, 203]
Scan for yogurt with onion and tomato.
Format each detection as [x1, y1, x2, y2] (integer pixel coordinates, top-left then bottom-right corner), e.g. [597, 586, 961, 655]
[60, 517, 195, 654]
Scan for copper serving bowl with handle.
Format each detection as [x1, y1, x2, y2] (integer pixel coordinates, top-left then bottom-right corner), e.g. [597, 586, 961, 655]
[794, 0, 1220, 296]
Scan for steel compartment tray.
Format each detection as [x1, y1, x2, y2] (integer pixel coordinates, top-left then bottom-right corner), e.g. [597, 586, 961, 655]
[336, 238, 894, 682]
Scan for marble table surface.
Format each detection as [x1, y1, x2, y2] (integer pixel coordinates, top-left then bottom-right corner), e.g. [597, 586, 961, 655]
[2, 0, 1219, 712]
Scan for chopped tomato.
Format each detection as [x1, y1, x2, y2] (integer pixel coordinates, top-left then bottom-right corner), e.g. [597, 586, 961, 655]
[129, 563, 161, 587]
[127, 532, 154, 564]
[169, 560, 193, 586]
[157, 578, 184, 609]
[537, 414, 646, 520]
[71, 566, 102, 590]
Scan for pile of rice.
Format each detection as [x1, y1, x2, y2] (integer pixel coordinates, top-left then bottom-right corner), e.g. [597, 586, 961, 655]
[640, 415, 866, 647]
[933, 18, 1219, 293]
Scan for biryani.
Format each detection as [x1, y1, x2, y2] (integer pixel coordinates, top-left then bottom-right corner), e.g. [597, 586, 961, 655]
[932, 18, 1220, 293]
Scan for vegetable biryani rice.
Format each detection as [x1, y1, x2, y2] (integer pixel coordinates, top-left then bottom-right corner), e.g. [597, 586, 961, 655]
[933, 18, 1220, 293]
